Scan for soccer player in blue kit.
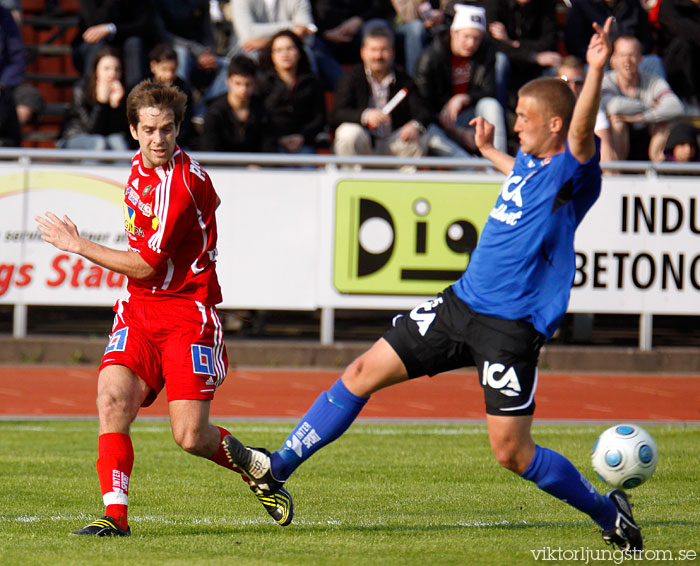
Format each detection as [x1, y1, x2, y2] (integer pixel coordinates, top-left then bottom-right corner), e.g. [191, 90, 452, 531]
[223, 17, 643, 550]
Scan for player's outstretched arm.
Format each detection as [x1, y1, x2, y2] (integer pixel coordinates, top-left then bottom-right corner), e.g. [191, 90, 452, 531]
[36, 211, 156, 280]
[568, 17, 613, 163]
[469, 116, 515, 175]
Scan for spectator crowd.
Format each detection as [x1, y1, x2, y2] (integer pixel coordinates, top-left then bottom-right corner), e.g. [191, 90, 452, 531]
[3, 0, 700, 164]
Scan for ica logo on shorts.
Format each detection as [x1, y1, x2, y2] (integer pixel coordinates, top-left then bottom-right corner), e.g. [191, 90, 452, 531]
[333, 179, 501, 295]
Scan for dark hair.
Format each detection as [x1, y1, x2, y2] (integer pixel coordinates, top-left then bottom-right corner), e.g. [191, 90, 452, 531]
[518, 77, 576, 131]
[362, 23, 394, 48]
[86, 45, 123, 105]
[259, 29, 311, 75]
[149, 43, 178, 64]
[665, 122, 699, 153]
[126, 79, 187, 127]
[227, 54, 257, 78]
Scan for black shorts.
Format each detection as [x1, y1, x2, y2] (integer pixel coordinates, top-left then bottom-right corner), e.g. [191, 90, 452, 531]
[383, 287, 545, 416]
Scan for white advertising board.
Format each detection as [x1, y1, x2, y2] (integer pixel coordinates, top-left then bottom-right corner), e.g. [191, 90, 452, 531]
[1, 163, 698, 317]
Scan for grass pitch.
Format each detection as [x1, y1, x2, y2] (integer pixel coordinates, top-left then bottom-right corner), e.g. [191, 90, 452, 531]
[1, 420, 698, 566]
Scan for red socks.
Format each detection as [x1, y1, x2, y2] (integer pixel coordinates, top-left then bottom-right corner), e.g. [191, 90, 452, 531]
[96, 432, 133, 530]
[208, 426, 251, 484]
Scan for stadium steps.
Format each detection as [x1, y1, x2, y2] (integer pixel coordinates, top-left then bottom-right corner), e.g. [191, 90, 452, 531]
[20, 1, 81, 148]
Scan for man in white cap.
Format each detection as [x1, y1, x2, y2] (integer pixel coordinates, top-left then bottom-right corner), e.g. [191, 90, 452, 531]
[413, 2, 508, 157]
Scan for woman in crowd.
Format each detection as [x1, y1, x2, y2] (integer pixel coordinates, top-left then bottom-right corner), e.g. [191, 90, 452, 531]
[58, 46, 131, 151]
[257, 30, 326, 154]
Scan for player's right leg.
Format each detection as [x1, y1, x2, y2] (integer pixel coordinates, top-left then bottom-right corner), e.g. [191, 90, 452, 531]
[222, 337, 410, 495]
[71, 364, 151, 537]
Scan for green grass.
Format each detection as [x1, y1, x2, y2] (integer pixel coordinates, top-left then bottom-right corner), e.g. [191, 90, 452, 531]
[1, 421, 699, 566]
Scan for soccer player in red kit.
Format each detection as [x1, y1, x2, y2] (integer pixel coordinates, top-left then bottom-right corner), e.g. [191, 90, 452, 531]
[35, 80, 293, 536]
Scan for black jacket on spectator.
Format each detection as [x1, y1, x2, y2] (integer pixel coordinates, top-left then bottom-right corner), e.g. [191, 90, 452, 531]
[658, 0, 700, 102]
[331, 63, 432, 131]
[257, 69, 326, 146]
[413, 34, 497, 116]
[565, 0, 654, 59]
[60, 85, 130, 140]
[75, 0, 157, 45]
[199, 94, 275, 152]
[0, 6, 24, 146]
[484, 0, 559, 64]
[311, 0, 394, 33]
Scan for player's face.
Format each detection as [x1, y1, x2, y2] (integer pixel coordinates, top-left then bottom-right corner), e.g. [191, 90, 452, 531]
[514, 95, 556, 158]
[360, 37, 394, 77]
[271, 35, 300, 73]
[450, 27, 483, 58]
[151, 59, 177, 84]
[130, 106, 180, 168]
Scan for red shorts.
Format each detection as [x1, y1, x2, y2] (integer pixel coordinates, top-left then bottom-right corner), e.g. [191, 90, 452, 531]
[99, 297, 228, 406]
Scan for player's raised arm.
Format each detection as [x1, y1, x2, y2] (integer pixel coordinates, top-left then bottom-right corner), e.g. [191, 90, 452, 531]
[568, 17, 613, 163]
[35, 211, 156, 280]
[470, 116, 515, 175]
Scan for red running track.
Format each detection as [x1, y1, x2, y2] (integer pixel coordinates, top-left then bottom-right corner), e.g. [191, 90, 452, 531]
[1, 366, 699, 422]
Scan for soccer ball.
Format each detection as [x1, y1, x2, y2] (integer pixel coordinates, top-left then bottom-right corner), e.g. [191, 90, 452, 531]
[591, 424, 658, 489]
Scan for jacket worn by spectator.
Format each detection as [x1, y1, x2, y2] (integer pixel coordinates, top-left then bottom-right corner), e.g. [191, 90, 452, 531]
[257, 69, 326, 146]
[199, 94, 275, 152]
[331, 63, 432, 132]
[60, 85, 129, 140]
[155, 0, 215, 60]
[76, 0, 157, 46]
[311, 0, 394, 34]
[565, 0, 654, 59]
[0, 5, 24, 146]
[413, 33, 497, 116]
[657, 0, 700, 103]
[600, 71, 684, 124]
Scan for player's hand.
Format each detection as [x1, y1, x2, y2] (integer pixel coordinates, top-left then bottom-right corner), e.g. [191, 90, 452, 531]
[35, 212, 83, 254]
[587, 17, 613, 71]
[469, 116, 495, 152]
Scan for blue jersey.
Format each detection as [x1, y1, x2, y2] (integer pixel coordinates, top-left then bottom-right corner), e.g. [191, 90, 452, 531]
[452, 140, 601, 339]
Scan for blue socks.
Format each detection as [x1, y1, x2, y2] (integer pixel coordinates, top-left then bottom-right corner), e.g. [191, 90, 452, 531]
[270, 378, 368, 481]
[521, 445, 618, 530]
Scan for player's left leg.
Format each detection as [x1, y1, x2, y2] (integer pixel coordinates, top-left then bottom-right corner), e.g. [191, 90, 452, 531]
[222, 337, 410, 493]
[168, 399, 294, 526]
[487, 414, 641, 550]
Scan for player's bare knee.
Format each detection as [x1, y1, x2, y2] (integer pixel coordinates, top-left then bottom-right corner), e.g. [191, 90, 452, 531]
[96, 390, 131, 419]
[173, 428, 207, 456]
[341, 356, 375, 396]
[490, 440, 528, 474]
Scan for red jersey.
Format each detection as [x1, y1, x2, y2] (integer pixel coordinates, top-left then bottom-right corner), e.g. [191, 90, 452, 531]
[123, 148, 222, 305]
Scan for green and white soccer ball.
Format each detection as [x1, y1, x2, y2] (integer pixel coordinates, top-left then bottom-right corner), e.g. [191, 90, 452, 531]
[591, 424, 658, 489]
